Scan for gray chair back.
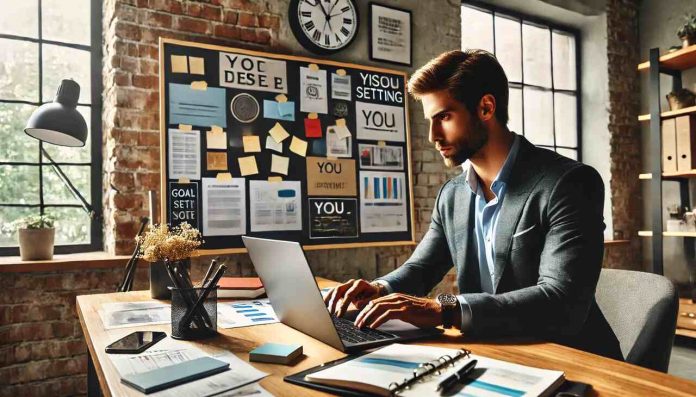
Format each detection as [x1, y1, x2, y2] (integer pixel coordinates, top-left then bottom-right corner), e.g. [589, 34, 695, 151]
[595, 268, 678, 372]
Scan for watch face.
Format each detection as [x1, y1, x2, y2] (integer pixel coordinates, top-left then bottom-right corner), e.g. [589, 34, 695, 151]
[290, 0, 359, 54]
[438, 294, 458, 307]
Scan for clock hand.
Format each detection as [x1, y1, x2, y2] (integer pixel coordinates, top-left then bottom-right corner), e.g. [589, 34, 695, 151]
[318, 0, 330, 18]
[327, 0, 339, 15]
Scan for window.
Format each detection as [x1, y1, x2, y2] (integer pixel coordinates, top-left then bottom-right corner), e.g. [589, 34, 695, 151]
[461, 2, 580, 160]
[0, 0, 102, 255]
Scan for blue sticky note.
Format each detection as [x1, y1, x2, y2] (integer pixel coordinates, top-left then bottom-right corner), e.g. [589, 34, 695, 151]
[250, 343, 302, 357]
[263, 100, 295, 121]
[169, 83, 226, 127]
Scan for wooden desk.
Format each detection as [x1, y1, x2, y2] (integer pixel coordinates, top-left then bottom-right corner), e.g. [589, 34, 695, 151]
[77, 278, 696, 396]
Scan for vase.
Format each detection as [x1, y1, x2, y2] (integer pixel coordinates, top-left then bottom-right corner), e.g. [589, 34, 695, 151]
[18, 228, 55, 261]
[150, 258, 191, 299]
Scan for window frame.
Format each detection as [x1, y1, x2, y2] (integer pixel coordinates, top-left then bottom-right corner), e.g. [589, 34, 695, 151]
[462, 0, 582, 161]
[0, 0, 103, 256]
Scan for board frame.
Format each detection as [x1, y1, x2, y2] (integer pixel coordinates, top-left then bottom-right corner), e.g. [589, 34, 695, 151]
[158, 37, 416, 255]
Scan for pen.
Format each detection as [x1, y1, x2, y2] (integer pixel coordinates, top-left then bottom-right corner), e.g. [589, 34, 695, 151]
[436, 359, 477, 393]
[180, 264, 227, 331]
[200, 259, 217, 287]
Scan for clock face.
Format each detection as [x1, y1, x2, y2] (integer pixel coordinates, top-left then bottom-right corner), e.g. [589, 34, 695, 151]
[290, 0, 359, 54]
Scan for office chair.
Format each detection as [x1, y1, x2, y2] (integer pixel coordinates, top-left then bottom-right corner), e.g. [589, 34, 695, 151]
[595, 268, 679, 372]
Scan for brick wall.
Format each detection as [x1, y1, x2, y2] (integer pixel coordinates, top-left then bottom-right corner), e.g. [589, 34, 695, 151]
[604, 0, 643, 270]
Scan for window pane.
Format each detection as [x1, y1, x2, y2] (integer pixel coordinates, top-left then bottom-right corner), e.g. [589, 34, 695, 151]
[508, 86, 523, 134]
[42, 165, 90, 205]
[42, 0, 91, 45]
[43, 106, 91, 162]
[0, 207, 38, 247]
[461, 5, 494, 52]
[0, 165, 39, 204]
[554, 92, 578, 147]
[522, 23, 551, 88]
[0, 39, 39, 102]
[50, 207, 90, 245]
[552, 31, 576, 90]
[0, 103, 39, 162]
[556, 148, 577, 160]
[494, 15, 521, 82]
[523, 87, 553, 145]
[0, 1, 38, 38]
[42, 44, 91, 104]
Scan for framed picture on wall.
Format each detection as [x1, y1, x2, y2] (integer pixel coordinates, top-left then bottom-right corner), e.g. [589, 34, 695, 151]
[369, 2, 412, 66]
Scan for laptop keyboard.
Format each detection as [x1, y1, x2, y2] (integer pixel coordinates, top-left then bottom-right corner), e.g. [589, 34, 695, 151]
[331, 315, 395, 344]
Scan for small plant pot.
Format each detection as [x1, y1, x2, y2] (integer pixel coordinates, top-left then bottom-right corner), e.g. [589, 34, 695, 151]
[681, 36, 696, 48]
[18, 228, 55, 261]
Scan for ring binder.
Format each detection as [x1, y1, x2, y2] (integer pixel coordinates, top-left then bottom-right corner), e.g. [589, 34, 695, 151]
[387, 349, 471, 396]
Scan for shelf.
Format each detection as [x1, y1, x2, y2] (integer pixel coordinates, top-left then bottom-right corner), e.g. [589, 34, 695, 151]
[677, 299, 696, 339]
[638, 44, 696, 71]
[638, 105, 696, 121]
[676, 328, 696, 339]
[639, 170, 696, 180]
[604, 239, 630, 246]
[638, 231, 696, 237]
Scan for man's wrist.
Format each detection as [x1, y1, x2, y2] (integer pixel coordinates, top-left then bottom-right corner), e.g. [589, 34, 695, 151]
[370, 281, 387, 297]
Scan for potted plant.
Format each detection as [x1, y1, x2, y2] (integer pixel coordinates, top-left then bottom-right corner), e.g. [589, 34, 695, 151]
[677, 14, 696, 48]
[2, 214, 56, 260]
[137, 222, 203, 299]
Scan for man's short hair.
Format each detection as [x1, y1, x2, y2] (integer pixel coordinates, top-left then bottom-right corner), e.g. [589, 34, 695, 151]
[408, 50, 509, 125]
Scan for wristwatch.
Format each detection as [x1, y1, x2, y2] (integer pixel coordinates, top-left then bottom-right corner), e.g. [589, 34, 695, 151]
[436, 293, 459, 329]
[370, 281, 388, 297]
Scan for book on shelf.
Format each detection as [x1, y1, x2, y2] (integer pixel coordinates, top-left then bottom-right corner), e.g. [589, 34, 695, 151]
[216, 277, 265, 299]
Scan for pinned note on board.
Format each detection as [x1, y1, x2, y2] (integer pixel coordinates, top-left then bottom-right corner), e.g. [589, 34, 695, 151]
[268, 176, 283, 183]
[275, 94, 288, 103]
[308, 63, 319, 72]
[207, 126, 227, 150]
[271, 154, 289, 175]
[191, 81, 208, 90]
[238, 156, 259, 176]
[269, 122, 290, 143]
[216, 172, 233, 182]
[242, 135, 262, 153]
[177, 177, 191, 184]
[189, 56, 205, 75]
[304, 118, 322, 138]
[171, 55, 189, 73]
[178, 124, 193, 132]
[289, 136, 308, 157]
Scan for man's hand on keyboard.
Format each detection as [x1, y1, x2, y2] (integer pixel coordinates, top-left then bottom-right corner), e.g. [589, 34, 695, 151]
[324, 279, 381, 317]
[354, 293, 442, 329]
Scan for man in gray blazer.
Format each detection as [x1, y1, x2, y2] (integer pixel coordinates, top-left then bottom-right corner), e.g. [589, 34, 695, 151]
[325, 50, 622, 360]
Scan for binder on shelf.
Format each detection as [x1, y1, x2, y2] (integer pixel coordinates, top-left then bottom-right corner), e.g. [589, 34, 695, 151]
[662, 117, 678, 173]
[676, 115, 696, 171]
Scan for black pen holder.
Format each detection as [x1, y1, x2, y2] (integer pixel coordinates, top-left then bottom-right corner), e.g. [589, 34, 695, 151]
[169, 286, 218, 340]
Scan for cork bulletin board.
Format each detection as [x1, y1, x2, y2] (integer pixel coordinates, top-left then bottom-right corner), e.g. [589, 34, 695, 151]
[159, 38, 415, 254]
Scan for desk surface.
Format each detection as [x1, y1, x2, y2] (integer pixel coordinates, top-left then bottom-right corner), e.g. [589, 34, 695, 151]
[77, 278, 696, 397]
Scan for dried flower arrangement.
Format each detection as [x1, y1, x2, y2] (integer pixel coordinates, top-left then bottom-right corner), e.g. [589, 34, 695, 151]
[137, 222, 203, 262]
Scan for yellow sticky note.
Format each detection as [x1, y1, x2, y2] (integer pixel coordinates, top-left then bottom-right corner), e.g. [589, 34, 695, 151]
[178, 177, 191, 184]
[216, 172, 232, 181]
[171, 55, 188, 73]
[178, 124, 193, 131]
[275, 94, 288, 103]
[309, 63, 319, 71]
[189, 57, 205, 75]
[269, 122, 290, 143]
[191, 81, 207, 90]
[308, 112, 318, 120]
[335, 118, 346, 127]
[242, 135, 261, 153]
[378, 140, 386, 147]
[289, 136, 308, 157]
[238, 156, 258, 176]
[207, 130, 227, 149]
[336, 69, 346, 76]
[268, 176, 283, 183]
[271, 154, 289, 175]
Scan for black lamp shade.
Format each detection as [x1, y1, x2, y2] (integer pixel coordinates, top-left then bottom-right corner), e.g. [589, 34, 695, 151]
[24, 79, 87, 147]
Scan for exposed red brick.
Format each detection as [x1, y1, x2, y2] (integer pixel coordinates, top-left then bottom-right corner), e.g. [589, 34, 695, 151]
[136, 172, 161, 190]
[110, 171, 135, 191]
[214, 24, 241, 40]
[132, 74, 158, 89]
[238, 12, 258, 27]
[201, 4, 222, 21]
[258, 14, 280, 30]
[176, 16, 210, 35]
[138, 131, 160, 147]
[257, 29, 271, 45]
[223, 10, 239, 25]
[112, 192, 144, 210]
[240, 27, 257, 42]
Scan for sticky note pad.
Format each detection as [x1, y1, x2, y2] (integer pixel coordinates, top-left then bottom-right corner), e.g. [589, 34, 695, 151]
[271, 154, 289, 175]
[266, 135, 283, 153]
[249, 343, 302, 365]
[289, 136, 308, 157]
[269, 122, 290, 143]
[243, 135, 261, 153]
[304, 118, 322, 138]
[171, 55, 188, 73]
[189, 57, 205, 75]
[206, 130, 227, 149]
[238, 156, 258, 176]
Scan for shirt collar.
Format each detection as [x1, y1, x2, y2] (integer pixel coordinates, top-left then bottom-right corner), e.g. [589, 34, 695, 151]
[462, 133, 521, 194]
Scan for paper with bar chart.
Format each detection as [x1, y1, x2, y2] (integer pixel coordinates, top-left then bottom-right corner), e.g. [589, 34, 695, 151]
[217, 299, 279, 329]
[359, 171, 408, 233]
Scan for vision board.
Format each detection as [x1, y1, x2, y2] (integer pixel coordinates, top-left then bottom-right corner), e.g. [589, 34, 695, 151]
[159, 38, 415, 254]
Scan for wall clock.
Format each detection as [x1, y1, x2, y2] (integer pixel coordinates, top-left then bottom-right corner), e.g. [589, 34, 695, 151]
[289, 0, 359, 55]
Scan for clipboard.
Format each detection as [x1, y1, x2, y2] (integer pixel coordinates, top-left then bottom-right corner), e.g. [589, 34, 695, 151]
[283, 350, 592, 397]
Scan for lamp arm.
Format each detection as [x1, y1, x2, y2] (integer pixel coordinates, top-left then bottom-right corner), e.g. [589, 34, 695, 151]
[40, 147, 95, 218]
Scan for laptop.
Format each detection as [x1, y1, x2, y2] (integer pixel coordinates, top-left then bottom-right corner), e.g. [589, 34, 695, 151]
[242, 236, 442, 353]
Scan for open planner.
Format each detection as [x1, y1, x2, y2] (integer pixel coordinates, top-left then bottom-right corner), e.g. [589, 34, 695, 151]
[289, 343, 566, 397]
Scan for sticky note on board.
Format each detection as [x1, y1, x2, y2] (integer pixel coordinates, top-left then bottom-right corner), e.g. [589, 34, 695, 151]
[189, 57, 205, 75]
[238, 156, 259, 176]
[206, 130, 227, 149]
[275, 94, 288, 103]
[242, 135, 262, 153]
[216, 172, 232, 181]
[278, 102, 295, 118]
[268, 176, 283, 183]
[289, 136, 308, 157]
[178, 124, 193, 131]
[271, 154, 290, 175]
[304, 118, 322, 138]
[171, 55, 188, 73]
[336, 69, 347, 76]
[191, 81, 207, 90]
[264, 100, 295, 121]
[269, 122, 290, 143]
[333, 124, 351, 140]
[206, 151, 228, 171]
[266, 135, 283, 153]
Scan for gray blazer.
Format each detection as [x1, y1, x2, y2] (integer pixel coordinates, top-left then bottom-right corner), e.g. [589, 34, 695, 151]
[381, 136, 623, 360]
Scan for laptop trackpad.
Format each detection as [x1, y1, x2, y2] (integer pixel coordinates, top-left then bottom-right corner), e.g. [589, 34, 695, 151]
[378, 319, 442, 339]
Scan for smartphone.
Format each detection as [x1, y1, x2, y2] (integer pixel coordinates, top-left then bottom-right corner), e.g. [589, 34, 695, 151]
[105, 331, 167, 354]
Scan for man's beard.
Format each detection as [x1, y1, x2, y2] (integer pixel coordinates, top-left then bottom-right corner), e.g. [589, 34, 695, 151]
[442, 119, 488, 168]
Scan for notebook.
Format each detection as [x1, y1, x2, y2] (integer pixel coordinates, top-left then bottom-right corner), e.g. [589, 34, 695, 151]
[217, 277, 265, 298]
[299, 344, 566, 397]
[120, 356, 229, 394]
